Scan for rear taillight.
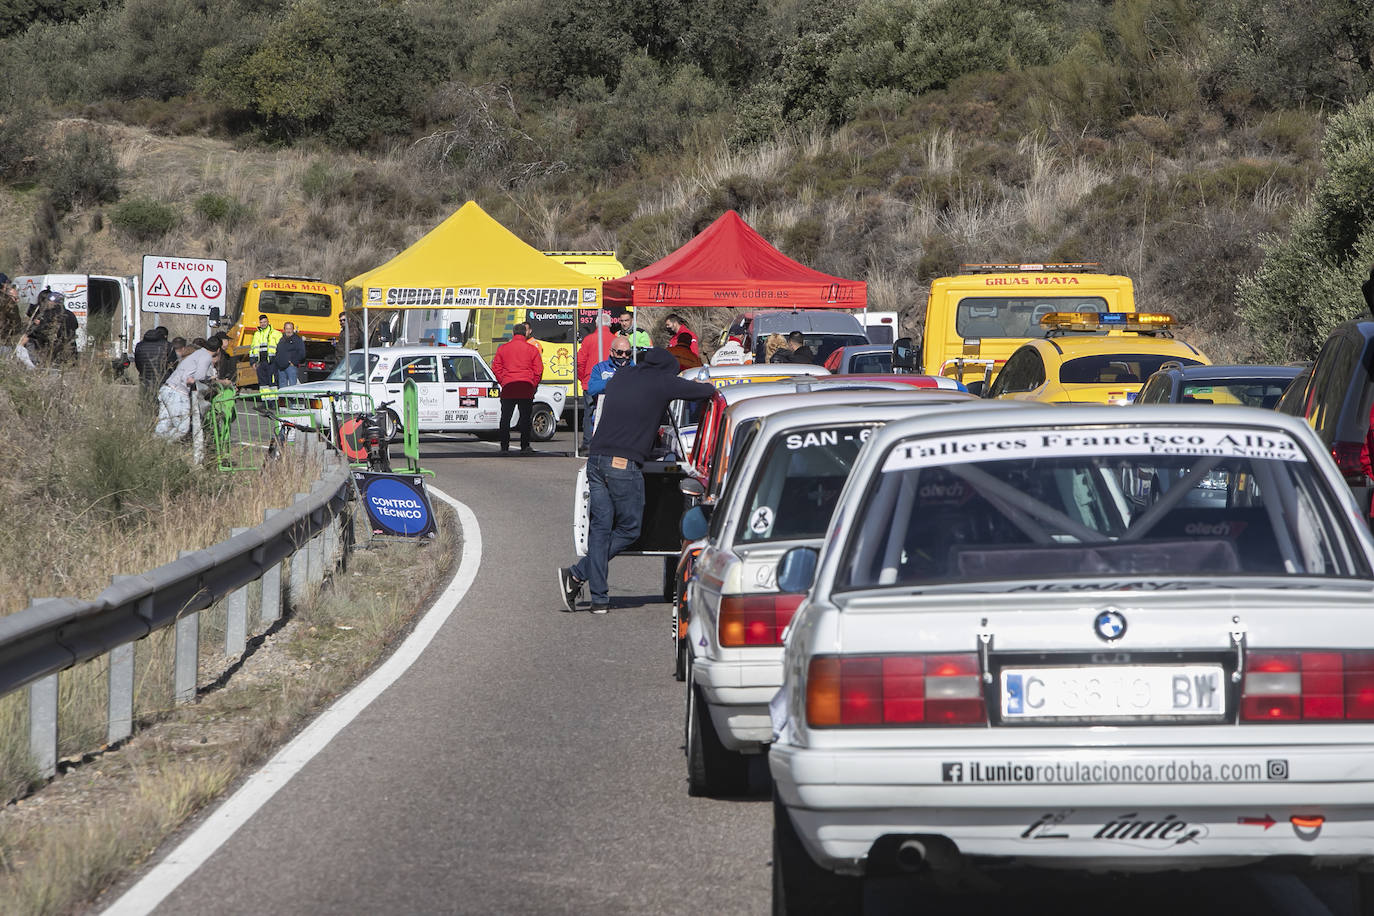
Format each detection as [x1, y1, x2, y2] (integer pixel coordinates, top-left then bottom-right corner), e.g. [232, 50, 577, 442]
[305, 360, 326, 370]
[806, 653, 985, 727]
[1241, 651, 1374, 721]
[719, 593, 804, 647]
[1331, 441, 1367, 484]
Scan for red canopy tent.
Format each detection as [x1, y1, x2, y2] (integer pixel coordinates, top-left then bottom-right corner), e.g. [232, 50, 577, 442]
[602, 210, 866, 311]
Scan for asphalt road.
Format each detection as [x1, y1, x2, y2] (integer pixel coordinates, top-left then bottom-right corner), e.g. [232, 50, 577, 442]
[146, 429, 772, 915]
[134, 429, 1363, 916]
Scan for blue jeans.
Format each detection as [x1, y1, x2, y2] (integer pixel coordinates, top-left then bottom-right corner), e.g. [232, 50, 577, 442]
[583, 394, 597, 448]
[571, 454, 644, 604]
[278, 364, 298, 386]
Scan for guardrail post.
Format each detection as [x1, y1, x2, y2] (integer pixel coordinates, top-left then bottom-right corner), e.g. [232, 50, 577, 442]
[29, 673, 57, 779]
[225, 528, 249, 657]
[261, 508, 282, 626]
[107, 575, 138, 746]
[175, 550, 199, 704]
[289, 494, 310, 608]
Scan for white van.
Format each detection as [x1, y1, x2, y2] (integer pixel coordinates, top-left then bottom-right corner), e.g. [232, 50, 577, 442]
[13, 273, 141, 357]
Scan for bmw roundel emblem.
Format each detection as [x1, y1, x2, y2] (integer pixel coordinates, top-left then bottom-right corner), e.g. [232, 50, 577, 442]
[1094, 609, 1127, 641]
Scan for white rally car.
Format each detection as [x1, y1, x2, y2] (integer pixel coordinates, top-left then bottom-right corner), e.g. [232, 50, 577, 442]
[769, 405, 1374, 911]
[275, 345, 566, 441]
[681, 390, 986, 796]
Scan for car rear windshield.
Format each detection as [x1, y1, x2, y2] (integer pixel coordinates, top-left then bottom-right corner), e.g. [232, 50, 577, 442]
[738, 424, 876, 544]
[1181, 379, 1293, 408]
[1060, 353, 1203, 384]
[956, 297, 1108, 339]
[258, 290, 333, 318]
[837, 425, 1369, 589]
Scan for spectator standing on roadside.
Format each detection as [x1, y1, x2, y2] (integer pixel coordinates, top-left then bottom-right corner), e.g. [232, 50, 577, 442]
[615, 309, 651, 348]
[0, 274, 21, 340]
[662, 313, 698, 354]
[273, 321, 306, 386]
[584, 337, 633, 447]
[764, 333, 790, 363]
[668, 331, 703, 371]
[784, 330, 816, 365]
[155, 338, 230, 440]
[492, 321, 544, 455]
[250, 314, 281, 387]
[578, 316, 618, 446]
[558, 348, 715, 614]
[134, 325, 175, 395]
[27, 290, 75, 364]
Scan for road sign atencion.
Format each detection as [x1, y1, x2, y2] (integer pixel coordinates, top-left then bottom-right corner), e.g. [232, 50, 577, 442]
[141, 255, 227, 315]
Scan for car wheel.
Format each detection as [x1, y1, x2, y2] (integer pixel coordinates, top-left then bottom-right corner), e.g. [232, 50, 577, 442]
[662, 556, 676, 603]
[531, 404, 556, 441]
[686, 663, 749, 797]
[772, 794, 862, 915]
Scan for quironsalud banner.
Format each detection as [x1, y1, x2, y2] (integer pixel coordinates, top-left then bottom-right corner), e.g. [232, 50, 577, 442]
[353, 471, 437, 538]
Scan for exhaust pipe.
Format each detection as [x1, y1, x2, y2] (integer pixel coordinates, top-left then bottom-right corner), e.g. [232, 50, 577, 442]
[895, 838, 927, 872]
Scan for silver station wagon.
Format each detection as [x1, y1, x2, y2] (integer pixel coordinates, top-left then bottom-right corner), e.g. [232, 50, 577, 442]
[768, 405, 1374, 911]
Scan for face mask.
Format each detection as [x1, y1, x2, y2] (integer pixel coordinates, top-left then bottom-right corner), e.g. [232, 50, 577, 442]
[611, 353, 630, 367]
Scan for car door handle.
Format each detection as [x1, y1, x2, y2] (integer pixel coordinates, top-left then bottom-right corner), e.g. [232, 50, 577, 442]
[446, 388, 458, 392]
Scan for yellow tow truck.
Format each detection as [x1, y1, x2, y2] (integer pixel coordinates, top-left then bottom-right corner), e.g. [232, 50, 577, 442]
[219, 275, 345, 388]
[920, 263, 1137, 395]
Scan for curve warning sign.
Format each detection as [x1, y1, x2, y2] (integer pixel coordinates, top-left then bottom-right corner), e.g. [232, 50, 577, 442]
[141, 255, 228, 315]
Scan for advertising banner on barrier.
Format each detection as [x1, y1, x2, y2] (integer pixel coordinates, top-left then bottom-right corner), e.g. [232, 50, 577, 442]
[353, 472, 437, 537]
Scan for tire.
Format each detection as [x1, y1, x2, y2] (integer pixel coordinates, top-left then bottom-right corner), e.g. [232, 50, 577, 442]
[662, 556, 676, 603]
[672, 581, 688, 682]
[685, 664, 750, 797]
[772, 794, 862, 916]
[531, 404, 556, 441]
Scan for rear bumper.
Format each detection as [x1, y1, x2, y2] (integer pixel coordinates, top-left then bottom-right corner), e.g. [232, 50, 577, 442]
[769, 740, 1374, 873]
[694, 655, 783, 750]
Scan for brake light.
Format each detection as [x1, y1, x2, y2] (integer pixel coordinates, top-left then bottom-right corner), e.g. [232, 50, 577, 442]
[719, 593, 804, 647]
[1241, 651, 1374, 721]
[805, 653, 985, 727]
[1330, 441, 1367, 484]
[305, 360, 326, 370]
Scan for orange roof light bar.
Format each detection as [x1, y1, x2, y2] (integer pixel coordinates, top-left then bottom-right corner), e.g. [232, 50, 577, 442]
[1040, 311, 1177, 333]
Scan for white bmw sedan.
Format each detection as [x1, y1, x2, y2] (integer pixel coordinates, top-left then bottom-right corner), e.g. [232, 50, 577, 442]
[769, 405, 1374, 912]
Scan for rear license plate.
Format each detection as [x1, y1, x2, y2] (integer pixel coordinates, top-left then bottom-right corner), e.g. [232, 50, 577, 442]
[1001, 665, 1224, 720]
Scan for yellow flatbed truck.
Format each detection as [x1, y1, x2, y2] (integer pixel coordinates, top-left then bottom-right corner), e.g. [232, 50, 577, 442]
[220, 275, 345, 388]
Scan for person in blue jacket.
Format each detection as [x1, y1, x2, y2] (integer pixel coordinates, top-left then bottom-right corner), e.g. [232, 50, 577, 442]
[584, 337, 632, 447]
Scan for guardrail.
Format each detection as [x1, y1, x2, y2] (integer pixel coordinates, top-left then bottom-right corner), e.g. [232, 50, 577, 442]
[0, 433, 353, 780]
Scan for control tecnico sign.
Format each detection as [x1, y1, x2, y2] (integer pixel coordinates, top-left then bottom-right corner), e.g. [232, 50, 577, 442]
[354, 472, 437, 538]
[141, 255, 227, 315]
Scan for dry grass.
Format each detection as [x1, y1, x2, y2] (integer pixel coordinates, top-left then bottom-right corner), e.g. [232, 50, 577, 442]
[0, 504, 459, 915]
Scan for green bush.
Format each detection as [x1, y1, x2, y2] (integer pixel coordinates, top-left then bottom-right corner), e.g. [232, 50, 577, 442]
[1239, 92, 1374, 360]
[111, 198, 179, 241]
[44, 129, 121, 214]
[193, 192, 250, 227]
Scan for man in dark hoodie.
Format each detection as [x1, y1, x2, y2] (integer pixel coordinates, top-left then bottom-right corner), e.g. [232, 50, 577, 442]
[559, 348, 715, 614]
[133, 325, 174, 395]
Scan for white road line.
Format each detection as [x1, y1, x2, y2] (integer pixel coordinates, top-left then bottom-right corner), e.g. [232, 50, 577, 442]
[100, 489, 481, 916]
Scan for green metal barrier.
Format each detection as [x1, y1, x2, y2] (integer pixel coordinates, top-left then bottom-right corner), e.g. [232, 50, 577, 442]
[401, 379, 432, 476]
[209, 388, 374, 472]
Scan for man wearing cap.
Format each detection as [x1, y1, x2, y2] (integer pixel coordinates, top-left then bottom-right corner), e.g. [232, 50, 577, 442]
[250, 315, 282, 387]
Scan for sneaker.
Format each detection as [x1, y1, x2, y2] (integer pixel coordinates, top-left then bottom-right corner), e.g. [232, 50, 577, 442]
[558, 567, 582, 612]
[519, 446, 537, 455]
[590, 604, 609, 615]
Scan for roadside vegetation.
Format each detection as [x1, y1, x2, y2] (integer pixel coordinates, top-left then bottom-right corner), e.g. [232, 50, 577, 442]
[0, 506, 459, 915]
[3, 1, 1374, 362]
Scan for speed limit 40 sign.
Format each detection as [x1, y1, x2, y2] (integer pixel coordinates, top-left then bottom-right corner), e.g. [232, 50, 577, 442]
[141, 255, 228, 315]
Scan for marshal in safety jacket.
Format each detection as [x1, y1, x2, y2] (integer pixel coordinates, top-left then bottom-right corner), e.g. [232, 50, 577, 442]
[250, 325, 282, 364]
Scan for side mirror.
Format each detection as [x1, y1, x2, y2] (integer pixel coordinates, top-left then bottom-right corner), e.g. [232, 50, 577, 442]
[680, 504, 710, 541]
[891, 336, 916, 372]
[449, 320, 464, 343]
[776, 546, 819, 595]
[208, 306, 221, 323]
[679, 478, 705, 498]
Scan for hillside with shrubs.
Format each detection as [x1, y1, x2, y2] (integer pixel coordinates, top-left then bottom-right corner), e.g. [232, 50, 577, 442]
[2, 0, 1374, 362]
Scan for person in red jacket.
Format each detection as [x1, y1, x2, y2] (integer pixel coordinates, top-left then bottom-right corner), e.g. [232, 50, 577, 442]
[663, 313, 698, 354]
[492, 321, 545, 454]
[577, 318, 617, 389]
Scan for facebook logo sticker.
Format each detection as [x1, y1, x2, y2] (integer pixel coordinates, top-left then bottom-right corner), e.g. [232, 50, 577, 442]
[942, 762, 963, 783]
[1005, 673, 1024, 715]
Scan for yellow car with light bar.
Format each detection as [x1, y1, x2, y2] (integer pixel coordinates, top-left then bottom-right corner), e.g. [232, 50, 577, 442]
[984, 312, 1209, 404]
